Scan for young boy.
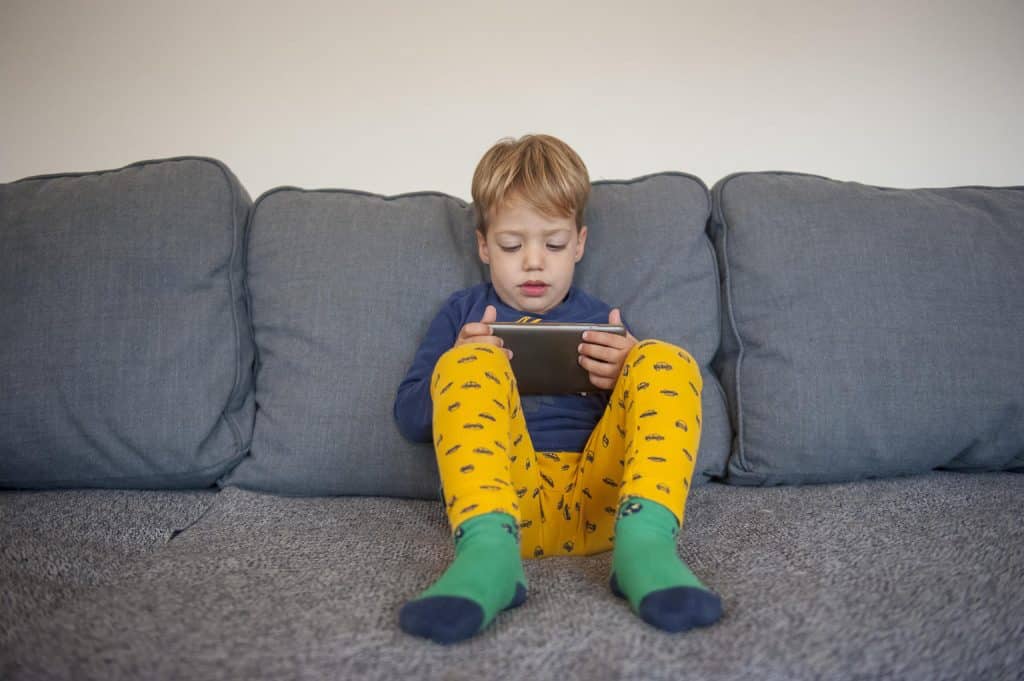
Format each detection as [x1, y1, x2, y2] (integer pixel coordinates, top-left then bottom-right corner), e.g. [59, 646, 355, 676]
[393, 134, 722, 644]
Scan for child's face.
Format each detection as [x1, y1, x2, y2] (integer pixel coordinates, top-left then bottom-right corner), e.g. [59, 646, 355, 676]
[477, 194, 587, 315]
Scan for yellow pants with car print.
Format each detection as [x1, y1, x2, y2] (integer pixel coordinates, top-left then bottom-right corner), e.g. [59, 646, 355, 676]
[431, 339, 702, 560]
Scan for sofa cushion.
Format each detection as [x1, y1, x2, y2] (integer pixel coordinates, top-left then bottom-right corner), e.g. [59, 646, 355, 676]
[710, 171, 1024, 485]
[0, 157, 255, 488]
[225, 188, 481, 497]
[578, 173, 730, 484]
[5, 473, 1023, 679]
[228, 172, 729, 497]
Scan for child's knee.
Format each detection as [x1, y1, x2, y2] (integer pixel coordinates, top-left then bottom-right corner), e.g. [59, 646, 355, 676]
[431, 343, 513, 398]
[625, 340, 702, 392]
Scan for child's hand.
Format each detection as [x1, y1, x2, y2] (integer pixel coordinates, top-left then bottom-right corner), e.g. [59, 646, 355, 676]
[578, 308, 638, 391]
[455, 305, 513, 360]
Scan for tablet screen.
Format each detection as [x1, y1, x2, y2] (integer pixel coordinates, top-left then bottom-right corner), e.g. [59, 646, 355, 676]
[490, 323, 626, 394]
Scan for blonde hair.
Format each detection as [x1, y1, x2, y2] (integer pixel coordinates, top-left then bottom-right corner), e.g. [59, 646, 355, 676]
[471, 134, 590, 234]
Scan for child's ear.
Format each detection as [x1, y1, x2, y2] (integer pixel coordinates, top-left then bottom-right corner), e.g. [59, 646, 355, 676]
[574, 225, 588, 263]
[476, 230, 490, 264]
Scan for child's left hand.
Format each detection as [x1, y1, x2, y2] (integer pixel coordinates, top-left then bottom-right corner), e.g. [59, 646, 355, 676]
[578, 308, 638, 391]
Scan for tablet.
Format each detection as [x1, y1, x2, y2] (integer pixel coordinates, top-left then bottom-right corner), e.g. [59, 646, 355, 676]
[490, 322, 627, 394]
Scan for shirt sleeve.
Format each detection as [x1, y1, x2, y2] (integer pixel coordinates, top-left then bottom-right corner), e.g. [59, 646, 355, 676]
[392, 300, 461, 443]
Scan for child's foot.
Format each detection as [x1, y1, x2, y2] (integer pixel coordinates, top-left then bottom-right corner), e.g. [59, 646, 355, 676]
[399, 512, 527, 644]
[610, 498, 722, 632]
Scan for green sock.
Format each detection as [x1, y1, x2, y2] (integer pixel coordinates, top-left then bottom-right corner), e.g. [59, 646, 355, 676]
[611, 497, 722, 632]
[399, 512, 527, 644]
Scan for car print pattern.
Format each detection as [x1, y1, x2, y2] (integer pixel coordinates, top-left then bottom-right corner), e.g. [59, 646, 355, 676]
[429, 339, 702, 559]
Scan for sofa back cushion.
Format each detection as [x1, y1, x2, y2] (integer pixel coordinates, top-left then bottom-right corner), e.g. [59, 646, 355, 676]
[0, 158, 255, 488]
[227, 172, 730, 497]
[710, 172, 1024, 485]
[578, 174, 731, 485]
[224, 188, 480, 497]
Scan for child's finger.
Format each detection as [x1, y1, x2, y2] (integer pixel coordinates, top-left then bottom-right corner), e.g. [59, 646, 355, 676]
[588, 373, 614, 390]
[458, 333, 504, 349]
[582, 330, 630, 349]
[480, 335, 505, 349]
[578, 354, 618, 379]
[578, 341, 619, 363]
[461, 322, 497, 339]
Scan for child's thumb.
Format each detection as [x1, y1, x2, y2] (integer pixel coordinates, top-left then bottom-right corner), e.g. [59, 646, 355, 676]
[481, 305, 497, 323]
[609, 308, 622, 325]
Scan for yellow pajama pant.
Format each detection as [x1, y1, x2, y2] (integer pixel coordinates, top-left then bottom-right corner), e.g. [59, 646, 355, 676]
[431, 339, 703, 560]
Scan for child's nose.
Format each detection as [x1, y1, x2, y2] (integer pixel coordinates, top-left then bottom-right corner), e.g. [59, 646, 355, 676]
[523, 245, 544, 269]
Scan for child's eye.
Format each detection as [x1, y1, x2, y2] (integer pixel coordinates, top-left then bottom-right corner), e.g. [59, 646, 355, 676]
[499, 245, 521, 253]
[547, 243, 567, 251]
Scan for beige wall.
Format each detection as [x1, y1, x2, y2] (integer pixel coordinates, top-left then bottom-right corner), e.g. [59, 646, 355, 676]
[2, 0, 1022, 198]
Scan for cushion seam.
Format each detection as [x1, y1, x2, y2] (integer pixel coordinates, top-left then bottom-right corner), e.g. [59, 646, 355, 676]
[10, 156, 239, 184]
[205, 159, 248, 459]
[0, 451, 248, 489]
[249, 172, 710, 211]
[715, 175, 749, 477]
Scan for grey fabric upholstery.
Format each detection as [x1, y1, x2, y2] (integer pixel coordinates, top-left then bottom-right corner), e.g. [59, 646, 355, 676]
[229, 173, 729, 497]
[3, 472, 1022, 680]
[225, 188, 480, 498]
[710, 172, 1024, 485]
[0, 158, 254, 488]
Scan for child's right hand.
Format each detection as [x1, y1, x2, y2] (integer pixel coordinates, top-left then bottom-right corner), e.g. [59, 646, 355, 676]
[455, 305, 513, 360]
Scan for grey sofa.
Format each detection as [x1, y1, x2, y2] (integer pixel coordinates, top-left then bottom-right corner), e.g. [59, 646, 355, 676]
[2, 158, 1022, 681]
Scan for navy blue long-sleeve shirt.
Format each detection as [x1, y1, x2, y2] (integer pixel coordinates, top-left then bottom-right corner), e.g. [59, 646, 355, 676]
[393, 283, 627, 453]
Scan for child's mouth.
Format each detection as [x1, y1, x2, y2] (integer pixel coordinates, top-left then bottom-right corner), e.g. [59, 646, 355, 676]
[520, 282, 548, 297]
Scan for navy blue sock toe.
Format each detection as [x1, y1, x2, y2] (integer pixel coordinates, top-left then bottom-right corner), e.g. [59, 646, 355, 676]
[505, 582, 528, 610]
[609, 573, 626, 599]
[398, 595, 484, 645]
[638, 586, 723, 633]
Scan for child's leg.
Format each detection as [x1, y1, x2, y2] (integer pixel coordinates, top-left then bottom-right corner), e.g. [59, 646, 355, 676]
[399, 343, 538, 644]
[579, 340, 722, 632]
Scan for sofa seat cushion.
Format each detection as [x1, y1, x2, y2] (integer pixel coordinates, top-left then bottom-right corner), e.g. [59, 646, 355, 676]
[710, 172, 1024, 485]
[0, 158, 255, 488]
[3, 473, 1022, 679]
